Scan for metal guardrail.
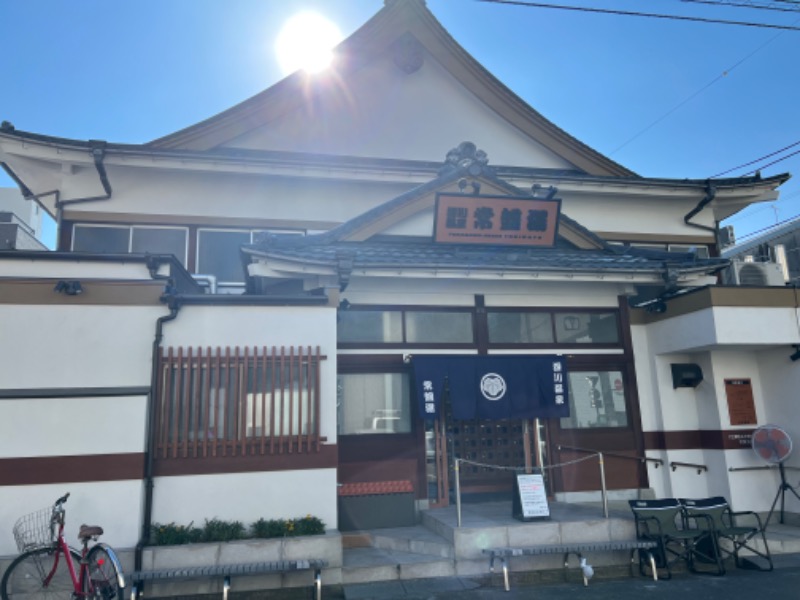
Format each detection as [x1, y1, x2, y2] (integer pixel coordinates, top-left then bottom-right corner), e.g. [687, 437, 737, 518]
[670, 461, 708, 474]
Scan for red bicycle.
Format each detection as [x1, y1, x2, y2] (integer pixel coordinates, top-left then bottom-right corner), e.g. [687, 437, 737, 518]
[1, 493, 125, 600]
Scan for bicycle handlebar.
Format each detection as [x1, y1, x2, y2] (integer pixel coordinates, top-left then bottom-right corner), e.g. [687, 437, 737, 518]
[55, 492, 70, 507]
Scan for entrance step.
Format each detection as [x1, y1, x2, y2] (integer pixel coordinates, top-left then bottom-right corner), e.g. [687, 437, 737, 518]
[370, 525, 455, 558]
[342, 547, 456, 584]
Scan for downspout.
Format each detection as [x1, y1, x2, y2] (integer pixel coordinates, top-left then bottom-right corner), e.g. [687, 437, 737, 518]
[684, 181, 718, 247]
[135, 291, 181, 572]
[54, 140, 112, 250]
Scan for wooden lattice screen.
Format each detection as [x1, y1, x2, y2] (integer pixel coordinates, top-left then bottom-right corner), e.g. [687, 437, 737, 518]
[155, 346, 323, 458]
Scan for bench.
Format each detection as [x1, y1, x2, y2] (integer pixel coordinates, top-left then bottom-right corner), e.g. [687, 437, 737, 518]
[483, 540, 659, 591]
[129, 559, 327, 600]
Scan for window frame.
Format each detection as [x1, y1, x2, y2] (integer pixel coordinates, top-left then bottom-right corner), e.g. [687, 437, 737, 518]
[71, 223, 190, 265]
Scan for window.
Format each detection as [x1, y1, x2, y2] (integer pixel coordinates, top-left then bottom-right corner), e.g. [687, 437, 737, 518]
[337, 308, 474, 345]
[338, 311, 403, 343]
[669, 244, 710, 259]
[405, 311, 473, 343]
[487, 311, 554, 343]
[560, 370, 628, 429]
[554, 312, 619, 344]
[72, 225, 129, 253]
[197, 229, 252, 284]
[337, 373, 411, 435]
[72, 224, 188, 265]
[486, 310, 619, 345]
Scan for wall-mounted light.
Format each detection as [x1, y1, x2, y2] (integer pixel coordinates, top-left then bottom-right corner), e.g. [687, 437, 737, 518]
[54, 280, 83, 296]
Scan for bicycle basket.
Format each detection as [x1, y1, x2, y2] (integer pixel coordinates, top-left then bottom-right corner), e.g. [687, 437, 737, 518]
[12, 506, 57, 553]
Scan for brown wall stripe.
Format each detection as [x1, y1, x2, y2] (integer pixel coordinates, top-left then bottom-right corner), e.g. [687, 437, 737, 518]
[0, 453, 146, 486]
[152, 444, 338, 477]
[0, 446, 338, 485]
[644, 429, 756, 451]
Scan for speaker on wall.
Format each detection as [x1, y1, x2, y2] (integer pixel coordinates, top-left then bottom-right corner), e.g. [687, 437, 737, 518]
[671, 363, 703, 389]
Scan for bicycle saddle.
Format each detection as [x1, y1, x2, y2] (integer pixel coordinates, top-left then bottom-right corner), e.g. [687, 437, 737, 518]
[79, 524, 104, 540]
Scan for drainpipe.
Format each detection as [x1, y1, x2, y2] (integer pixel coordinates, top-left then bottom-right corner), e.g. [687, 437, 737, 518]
[54, 140, 112, 250]
[135, 293, 182, 571]
[684, 181, 718, 247]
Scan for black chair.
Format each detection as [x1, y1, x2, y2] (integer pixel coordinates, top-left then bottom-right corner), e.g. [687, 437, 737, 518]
[680, 497, 773, 571]
[629, 498, 725, 578]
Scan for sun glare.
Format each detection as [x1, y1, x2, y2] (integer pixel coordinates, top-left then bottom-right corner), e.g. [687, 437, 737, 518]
[275, 11, 343, 76]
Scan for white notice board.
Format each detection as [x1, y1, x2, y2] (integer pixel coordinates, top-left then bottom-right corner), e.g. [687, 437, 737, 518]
[515, 473, 550, 519]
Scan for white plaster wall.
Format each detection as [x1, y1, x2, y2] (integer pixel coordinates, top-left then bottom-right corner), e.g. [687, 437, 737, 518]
[0, 395, 147, 458]
[151, 469, 338, 532]
[0, 305, 164, 389]
[344, 277, 626, 308]
[228, 51, 574, 170]
[713, 307, 799, 346]
[563, 193, 713, 237]
[0, 481, 142, 557]
[69, 167, 412, 226]
[0, 259, 155, 280]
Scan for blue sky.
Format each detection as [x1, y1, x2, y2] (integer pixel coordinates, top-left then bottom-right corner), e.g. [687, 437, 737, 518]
[1, 0, 798, 248]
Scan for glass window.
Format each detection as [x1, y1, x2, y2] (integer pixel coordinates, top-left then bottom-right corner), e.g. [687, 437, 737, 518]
[554, 312, 619, 344]
[669, 244, 710, 259]
[132, 227, 188, 265]
[487, 311, 554, 343]
[338, 310, 403, 343]
[337, 373, 411, 435]
[560, 371, 628, 429]
[72, 225, 129, 253]
[405, 311, 473, 343]
[197, 230, 251, 283]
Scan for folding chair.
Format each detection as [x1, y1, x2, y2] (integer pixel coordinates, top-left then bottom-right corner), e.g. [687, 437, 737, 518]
[629, 498, 725, 579]
[680, 497, 773, 571]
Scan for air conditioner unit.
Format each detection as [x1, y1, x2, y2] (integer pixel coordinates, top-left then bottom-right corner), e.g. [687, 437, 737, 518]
[725, 261, 786, 286]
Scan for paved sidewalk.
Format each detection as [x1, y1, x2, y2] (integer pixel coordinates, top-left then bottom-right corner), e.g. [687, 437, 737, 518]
[341, 553, 800, 600]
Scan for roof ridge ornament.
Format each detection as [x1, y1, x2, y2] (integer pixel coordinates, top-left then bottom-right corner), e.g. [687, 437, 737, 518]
[439, 141, 493, 177]
[392, 33, 424, 74]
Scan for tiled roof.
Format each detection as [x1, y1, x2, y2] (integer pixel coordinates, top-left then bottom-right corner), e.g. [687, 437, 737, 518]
[243, 238, 728, 275]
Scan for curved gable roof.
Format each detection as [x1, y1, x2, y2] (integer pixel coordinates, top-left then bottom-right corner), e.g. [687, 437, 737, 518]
[147, 0, 634, 177]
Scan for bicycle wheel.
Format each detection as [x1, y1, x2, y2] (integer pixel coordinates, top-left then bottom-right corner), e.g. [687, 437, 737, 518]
[85, 545, 124, 600]
[1, 547, 80, 600]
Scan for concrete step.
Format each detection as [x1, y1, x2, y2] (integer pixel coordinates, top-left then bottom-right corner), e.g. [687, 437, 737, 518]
[342, 547, 456, 584]
[370, 525, 455, 558]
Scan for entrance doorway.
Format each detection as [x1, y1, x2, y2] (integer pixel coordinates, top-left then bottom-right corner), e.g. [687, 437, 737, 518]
[426, 409, 549, 507]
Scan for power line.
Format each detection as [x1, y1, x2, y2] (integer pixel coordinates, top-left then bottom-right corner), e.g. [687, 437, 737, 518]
[740, 147, 800, 176]
[711, 140, 800, 177]
[475, 0, 800, 30]
[681, 0, 800, 14]
[609, 22, 791, 155]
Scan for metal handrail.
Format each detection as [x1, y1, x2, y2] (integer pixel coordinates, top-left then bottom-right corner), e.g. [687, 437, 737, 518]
[670, 461, 707, 474]
[729, 464, 800, 472]
[557, 445, 665, 468]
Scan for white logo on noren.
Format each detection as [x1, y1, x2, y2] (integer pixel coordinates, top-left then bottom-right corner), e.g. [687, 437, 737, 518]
[480, 373, 506, 401]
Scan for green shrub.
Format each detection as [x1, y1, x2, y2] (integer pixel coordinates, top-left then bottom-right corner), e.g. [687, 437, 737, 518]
[150, 514, 325, 546]
[151, 522, 203, 546]
[202, 518, 246, 542]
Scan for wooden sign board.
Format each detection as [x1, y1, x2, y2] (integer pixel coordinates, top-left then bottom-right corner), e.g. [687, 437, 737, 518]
[434, 193, 560, 247]
[513, 473, 550, 521]
[725, 378, 757, 426]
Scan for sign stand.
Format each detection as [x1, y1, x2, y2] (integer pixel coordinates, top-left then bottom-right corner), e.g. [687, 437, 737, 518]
[513, 471, 550, 521]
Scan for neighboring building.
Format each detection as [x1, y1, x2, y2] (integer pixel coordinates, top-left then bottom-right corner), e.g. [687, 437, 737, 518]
[722, 218, 800, 285]
[0, 187, 46, 250]
[1, 0, 797, 563]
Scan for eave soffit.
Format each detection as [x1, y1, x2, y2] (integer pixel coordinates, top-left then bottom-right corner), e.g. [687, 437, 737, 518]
[143, 0, 633, 177]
